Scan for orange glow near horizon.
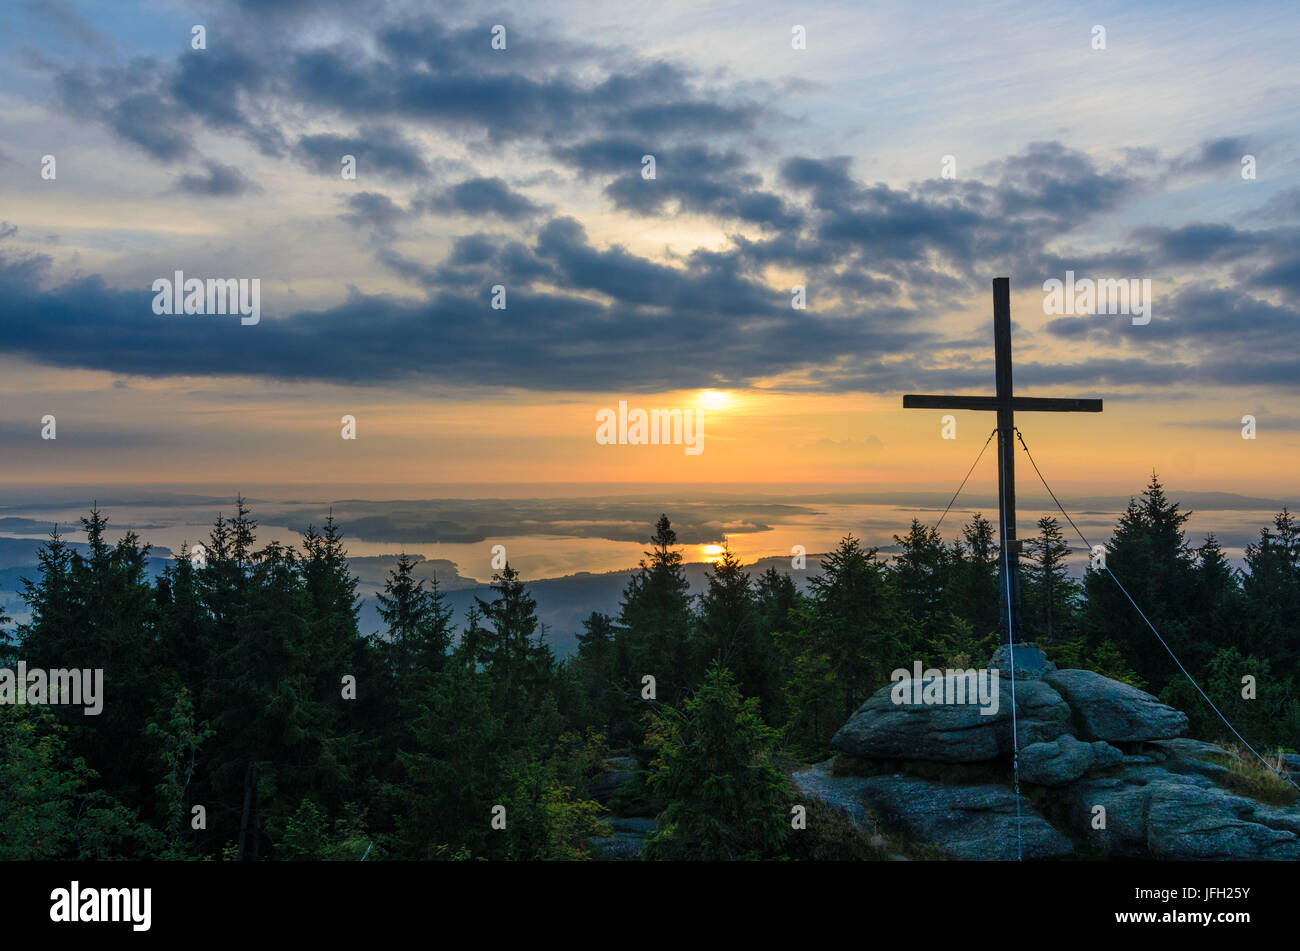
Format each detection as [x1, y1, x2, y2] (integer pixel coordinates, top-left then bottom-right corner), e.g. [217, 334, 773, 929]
[0, 357, 1296, 496]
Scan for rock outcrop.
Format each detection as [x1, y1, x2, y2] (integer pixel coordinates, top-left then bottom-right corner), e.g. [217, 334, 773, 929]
[797, 645, 1299, 861]
[791, 759, 879, 834]
[830, 675, 1071, 762]
[1019, 734, 1123, 787]
[1042, 668, 1188, 742]
[852, 773, 1073, 861]
[1066, 766, 1300, 860]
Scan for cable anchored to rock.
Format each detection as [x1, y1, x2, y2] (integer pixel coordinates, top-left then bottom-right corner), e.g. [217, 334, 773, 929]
[1013, 426, 1300, 792]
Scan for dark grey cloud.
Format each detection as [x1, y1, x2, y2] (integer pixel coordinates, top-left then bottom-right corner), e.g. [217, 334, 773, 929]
[976, 142, 1140, 220]
[44, 7, 765, 176]
[763, 143, 1148, 295]
[1130, 222, 1265, 265]
[339, 191, 407, 238]
[621, 169, 797, 230]
[0, 234, 935, 394]
[727, 232, 839, 269]
[1043, 281, 1300, 389]
[779, 155, 857, 206]
[0, 229, 1285, 396]
[1172, 136, 1250, 175]
[409, 235, 557, 290]
[296, 125, 429, 179]
[815, 183, 988, 265]
[175, 160, 260, 197]
[418, 177, 543, 220]
[446, 234, 500, 266]
[533, 216, 784, 317]
[36, 5, 1186, 321]
[53, 47, 281, 161]
[170, 47, 276, 144]
[554, 140, 799, 228]
[1251, 253, 1300, 296]
[285, 26, 760, 146]
[100, 90, 191, 161]
[554, 137, 653, 175]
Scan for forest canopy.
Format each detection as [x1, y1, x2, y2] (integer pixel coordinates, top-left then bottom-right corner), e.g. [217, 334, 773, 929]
[1, 475, 1295, 860]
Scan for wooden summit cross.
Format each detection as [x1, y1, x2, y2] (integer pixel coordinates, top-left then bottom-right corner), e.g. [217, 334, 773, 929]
[903, 277, 1102, 642]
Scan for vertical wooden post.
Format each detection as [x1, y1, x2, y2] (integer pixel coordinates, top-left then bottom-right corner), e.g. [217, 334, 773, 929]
[993, 277, 1023, 642]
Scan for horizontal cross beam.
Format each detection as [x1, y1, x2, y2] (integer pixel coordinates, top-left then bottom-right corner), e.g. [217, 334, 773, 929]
[902, 395, 1103, 413]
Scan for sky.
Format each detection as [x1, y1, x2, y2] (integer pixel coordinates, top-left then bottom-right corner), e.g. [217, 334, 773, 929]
[1, 0, 1298, 497]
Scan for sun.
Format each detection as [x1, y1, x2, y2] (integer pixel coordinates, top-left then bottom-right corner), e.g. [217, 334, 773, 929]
[703, 543, 726, 563]
[697, 389, 732, 412]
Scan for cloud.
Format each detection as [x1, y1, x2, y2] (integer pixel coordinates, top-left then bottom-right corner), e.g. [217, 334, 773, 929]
[1251, 253, 1300, 297]
[0, 233, 933, 393]
[296, 126, 429, 179]
[52, 47, 281, 161]
[979, 141, 1141, 220]
[417, 177, 543, 220]
[339, 191, 407, 238]
[4, 126, 1297, 399]
[1043, 281, 1300, 390]
[9, 0, 1295, 412]
[553, 139, 799, 228]
[1130, 222, 1264, 265]
[780, 155, 858, 206]
[43, 4, 766, 178]
[1171, 136, 1251, 176]
[175, 160, 260, 197]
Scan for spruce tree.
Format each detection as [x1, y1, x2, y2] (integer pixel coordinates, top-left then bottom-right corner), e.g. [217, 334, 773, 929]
[1081, 474, 1194, 689]
[754, 565, 802, 726]
[376, 553, 453, 680]
[1188, 534, 1244, 664]
[572, 611, 624, 737]
[1022, 516, 1079, 643]
[807, 535, 909, 721]
[891, 519, 948, 631]
[643, 663, 789, 860]
[1243, 509, 1300, 672]
[16, 526, 76, 667]
[616, 515, 696, 707]
[470, 563, 552, 726]
[948, 514, 999, 636]
[697, 545, 768, 708]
